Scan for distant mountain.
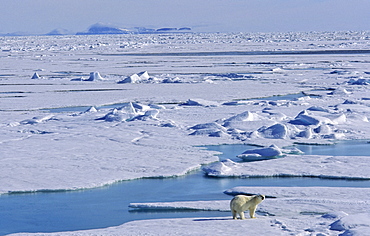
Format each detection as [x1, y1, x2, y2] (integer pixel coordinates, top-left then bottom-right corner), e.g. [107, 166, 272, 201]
[76, 23, 131, 35]
[46, 28, 73, 36]
[0, 23, 192, 37]
[2, 31, 34, 36]
[156, 27, 191, 32]
[77, 23, 192, 35]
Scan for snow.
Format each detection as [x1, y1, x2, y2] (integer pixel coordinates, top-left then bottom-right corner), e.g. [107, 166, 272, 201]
[2, 31, 370, 235]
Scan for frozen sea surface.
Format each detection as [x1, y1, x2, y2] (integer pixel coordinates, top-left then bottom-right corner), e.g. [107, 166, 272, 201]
[2, 31, 370, 235]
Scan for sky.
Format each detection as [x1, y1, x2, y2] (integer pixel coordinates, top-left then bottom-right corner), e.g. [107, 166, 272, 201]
[1, 0, 370, 34]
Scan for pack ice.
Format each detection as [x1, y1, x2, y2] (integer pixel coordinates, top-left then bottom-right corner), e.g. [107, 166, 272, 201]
[2, 31, 370, 235]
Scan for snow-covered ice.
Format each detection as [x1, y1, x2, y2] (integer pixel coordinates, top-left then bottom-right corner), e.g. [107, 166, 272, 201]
[203, 154, 370, 179]
[236, 144, 284, 161]
[2, 31, 370, 235]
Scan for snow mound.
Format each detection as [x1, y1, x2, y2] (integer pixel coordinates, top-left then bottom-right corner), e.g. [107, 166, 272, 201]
[257, 123, 288, 139]
[130, 109, 160, 121]
[188, 122, 228, 137]
[202, 159, 237, 177]
[95, 108, 131, 122]
[159, 120, 177, 128]
[330, 213, 370, 234]
[117, 71, 153, 84]
[96, 102, 160, 122]
[117, 74, 141, 84]
[328, 88, 351, 95]
[19, 115, 55, 125]
[31, 72, 41, 79]
[85, 106, 97, 113]
[86, 72, 104, 81]
[313, 124, 332, 134]
[307, 106, 329, 112]
[289, 110, 332, 126]
[237, 144, 284, 161]
[330, 69, 351, 75]
[162, 77, 183, 83]
[137, 71, 150, 80]
[181, 99, 219, 107]
[321, 211, 348, 219]
[190, 122, 223, 130]
[348, 78, 370, 85]
[223, 111, 256, 126]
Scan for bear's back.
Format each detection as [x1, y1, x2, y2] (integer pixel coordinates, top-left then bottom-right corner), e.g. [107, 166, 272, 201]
[230, 195, 254, 210]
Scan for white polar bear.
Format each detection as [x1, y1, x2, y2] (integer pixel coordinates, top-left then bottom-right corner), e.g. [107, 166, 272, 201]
[230, 194, 265, 219]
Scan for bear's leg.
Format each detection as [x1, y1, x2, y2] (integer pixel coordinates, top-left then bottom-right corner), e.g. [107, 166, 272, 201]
[249, 206, 257, 218]
[232, 210, 237, 220]
[239, 211, 246, 220]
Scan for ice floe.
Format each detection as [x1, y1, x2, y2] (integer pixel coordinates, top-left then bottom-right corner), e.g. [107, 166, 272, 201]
[237, 144, 284, 161]
[203, 154, 370, 179]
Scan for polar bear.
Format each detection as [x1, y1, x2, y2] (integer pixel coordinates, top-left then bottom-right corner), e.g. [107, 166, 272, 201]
[230, 194, 265, 219]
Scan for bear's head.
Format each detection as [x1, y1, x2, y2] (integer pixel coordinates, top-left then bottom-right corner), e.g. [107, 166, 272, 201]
[256, 194, 265, 201]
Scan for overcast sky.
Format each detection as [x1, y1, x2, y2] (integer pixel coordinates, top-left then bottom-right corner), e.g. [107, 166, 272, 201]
[1, 0, 370, 34]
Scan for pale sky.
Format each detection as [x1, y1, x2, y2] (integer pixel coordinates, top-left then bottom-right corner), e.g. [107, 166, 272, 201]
[1, 0, 370, 34]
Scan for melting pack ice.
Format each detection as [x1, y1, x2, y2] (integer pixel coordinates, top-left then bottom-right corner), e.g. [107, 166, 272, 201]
[2, 31, 370, 235]
[11, 187, 370, 235]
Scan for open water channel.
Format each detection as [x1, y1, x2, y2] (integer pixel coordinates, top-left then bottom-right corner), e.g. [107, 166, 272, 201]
[1, 141, 370, 235]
